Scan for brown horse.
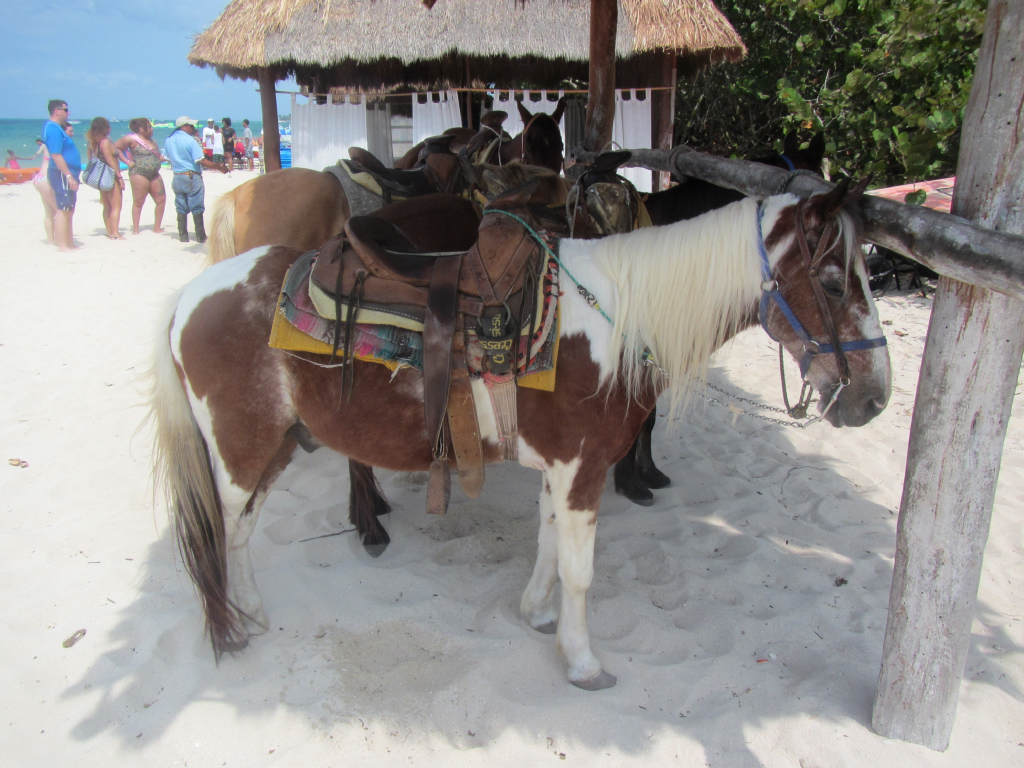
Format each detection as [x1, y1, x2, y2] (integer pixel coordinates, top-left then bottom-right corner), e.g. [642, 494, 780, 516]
[150, 179, 889, 690]
[395, 99, 566, 174]
[205, 158, 568, 266]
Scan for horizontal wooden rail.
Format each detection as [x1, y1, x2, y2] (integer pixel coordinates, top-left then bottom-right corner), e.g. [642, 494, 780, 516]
[572, 147, 1024, 302]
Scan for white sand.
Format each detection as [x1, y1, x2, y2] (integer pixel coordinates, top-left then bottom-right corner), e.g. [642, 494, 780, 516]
[1, 171, 1022, 767]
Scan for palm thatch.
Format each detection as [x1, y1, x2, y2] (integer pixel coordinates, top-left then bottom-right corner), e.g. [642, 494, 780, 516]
[189, 0, 746, 89]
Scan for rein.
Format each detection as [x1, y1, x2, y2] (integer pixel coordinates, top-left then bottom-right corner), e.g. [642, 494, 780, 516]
[755, 200, 887, 420]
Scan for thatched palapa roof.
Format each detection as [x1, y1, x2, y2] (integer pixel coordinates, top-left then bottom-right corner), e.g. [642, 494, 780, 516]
[189, 0, 746, 90]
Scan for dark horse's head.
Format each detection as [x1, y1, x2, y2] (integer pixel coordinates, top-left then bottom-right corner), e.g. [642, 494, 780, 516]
[517, 98, 566, 174]
[755, 131, 827, 175]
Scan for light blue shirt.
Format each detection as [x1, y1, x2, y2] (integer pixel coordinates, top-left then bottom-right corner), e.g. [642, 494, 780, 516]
[43, 119, 80, 172]
[164, 129, 204, 174]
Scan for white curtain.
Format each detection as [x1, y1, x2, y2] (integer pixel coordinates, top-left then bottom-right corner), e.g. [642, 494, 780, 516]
[291, 95, 368, 170]
[612, 89, 653, 193]
[412, 90, 461, 145]
[365, 104, 393, 168]
[487, 89, 566, 148]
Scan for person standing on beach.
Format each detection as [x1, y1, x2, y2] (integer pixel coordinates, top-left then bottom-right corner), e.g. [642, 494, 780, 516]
[86, 117, 127, 240]
[212, 124, 225, 166]
[115, 117, 167, 235]
[43, 99, 81, 252]
[221, 118, 236, 168]
[242, 119, 254, 171]
[202, 119, 216, 159]
[164, 116, 228, 243]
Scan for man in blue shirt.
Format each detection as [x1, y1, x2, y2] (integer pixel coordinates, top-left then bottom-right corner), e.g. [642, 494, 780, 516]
[43, 99, 81, 252]
[164, 116, 228, 243]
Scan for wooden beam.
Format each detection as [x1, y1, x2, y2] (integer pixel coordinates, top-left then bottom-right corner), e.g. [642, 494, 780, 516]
[654, 51, 677, 191]
[871, 0, 1024, 750]
[258, 67, 281, 173]
[572, 146, 1024, 302]
[583, 0, 617, 152]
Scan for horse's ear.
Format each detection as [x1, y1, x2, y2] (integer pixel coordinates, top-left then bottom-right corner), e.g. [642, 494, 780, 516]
[812, 176, 852, 220]
[485, 179, 540, 211]
[845, 176, 871, 205]
[783, 131, 799, 157]
[517, 100, 534, 124]
[808, 133, 826, 168]
[551, 97, 566, 124]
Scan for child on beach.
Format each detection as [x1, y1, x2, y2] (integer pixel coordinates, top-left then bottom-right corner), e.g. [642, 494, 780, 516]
[5, 150, 24, 169]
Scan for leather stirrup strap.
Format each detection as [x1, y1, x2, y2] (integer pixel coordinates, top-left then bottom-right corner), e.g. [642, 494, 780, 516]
[422, 253, 464, 448]
[447, 331, 485, 497]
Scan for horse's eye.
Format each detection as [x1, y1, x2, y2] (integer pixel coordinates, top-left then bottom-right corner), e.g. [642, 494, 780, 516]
[818, 265, 846, 298]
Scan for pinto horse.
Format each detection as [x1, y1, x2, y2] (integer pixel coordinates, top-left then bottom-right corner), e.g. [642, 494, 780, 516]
[150, 178, 889, 690]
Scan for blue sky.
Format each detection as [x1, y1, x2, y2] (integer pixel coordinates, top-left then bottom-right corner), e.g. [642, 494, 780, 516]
[1, 1, 295, 120]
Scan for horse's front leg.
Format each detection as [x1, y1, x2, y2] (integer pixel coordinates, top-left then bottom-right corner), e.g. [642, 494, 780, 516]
[520, 476, 559, 634]
[548, 460, 616, 690]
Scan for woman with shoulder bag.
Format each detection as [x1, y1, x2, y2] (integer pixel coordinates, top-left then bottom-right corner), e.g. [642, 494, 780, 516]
[85, 117, 127, 239]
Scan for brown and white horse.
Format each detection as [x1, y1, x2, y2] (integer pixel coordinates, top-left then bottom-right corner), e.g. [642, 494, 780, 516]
[149, 180, 888, 690]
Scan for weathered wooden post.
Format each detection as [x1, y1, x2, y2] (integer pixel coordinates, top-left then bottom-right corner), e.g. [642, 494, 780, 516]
[654, 51, 677, 190]
[583, 0, 617, 152]
[871, 0, 1024, 750]
[258, 66, 282, 173]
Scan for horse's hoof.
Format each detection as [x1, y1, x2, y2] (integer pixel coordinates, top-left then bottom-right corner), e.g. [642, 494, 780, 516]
[571, 670, 617, 691]
[531, 621, 558, 635]
[614, 481, 654, 506]
[640, 467, 671, 489]
[217, 635, 250, 654]
[363, 541, 389, 558]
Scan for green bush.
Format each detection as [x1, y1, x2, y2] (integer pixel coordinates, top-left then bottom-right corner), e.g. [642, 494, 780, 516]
[676, 0, 986, 185]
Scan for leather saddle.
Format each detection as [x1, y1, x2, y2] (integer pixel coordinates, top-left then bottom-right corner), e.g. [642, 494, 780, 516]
[461, 111, 511, 165]
[570, 150, 641, 238]
[347, 146, 466, 201]
[308, 184, 547, 512]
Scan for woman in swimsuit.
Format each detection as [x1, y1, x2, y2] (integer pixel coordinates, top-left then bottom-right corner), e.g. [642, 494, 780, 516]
[32, 137, 57, 244]
[115, 118, 166, 234]
[86, 117, 126, 240]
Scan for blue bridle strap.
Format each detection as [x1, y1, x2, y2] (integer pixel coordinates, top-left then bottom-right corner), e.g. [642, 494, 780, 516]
[756, 203, 887, 380]
[779, 154, 796, 172]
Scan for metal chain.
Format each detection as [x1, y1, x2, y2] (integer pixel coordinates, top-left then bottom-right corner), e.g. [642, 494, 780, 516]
[697, 381, 821, 429]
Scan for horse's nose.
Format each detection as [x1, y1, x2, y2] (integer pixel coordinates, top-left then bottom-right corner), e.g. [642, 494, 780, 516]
[865, 396, 887, 419]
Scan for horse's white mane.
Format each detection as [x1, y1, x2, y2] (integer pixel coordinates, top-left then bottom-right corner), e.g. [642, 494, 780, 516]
[587, 196, 774, 416]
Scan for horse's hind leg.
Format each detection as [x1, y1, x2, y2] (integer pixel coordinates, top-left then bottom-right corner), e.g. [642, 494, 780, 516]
[635, 408, 670, 489]
[219, 437, 296, 646]
[520, 478, 559, 634]
[348, 460, 391, 557]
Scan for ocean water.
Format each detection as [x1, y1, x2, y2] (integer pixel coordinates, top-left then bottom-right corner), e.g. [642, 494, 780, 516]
[0, 118, 268, 168]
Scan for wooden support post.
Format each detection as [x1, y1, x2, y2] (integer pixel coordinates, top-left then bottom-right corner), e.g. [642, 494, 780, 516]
[655, 51, 677, 190]
[258, 67, 281, 173]
[871, 0, 1024, 750]
[583, 0, 617, 152]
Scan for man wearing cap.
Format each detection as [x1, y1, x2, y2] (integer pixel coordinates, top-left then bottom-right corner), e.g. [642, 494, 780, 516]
[202, 118, 216, 158]
[164, 116, 228, 243]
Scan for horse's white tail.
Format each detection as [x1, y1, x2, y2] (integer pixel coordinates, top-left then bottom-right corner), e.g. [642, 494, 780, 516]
[205, 191, 237, 267]
[145, 292, 245, 654]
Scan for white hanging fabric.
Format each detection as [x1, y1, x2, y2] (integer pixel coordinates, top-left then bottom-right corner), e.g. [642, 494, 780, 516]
[365, 103, 394, 168]
[412, 90, 461, 145]
[487, 89, 566, 149]
[612, 89, 653, 193]
[291, 95, 368, 171]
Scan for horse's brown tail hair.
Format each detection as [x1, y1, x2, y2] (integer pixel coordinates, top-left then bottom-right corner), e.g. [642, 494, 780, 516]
[205, 190, 237, 266]
[146, 292, 246, 655]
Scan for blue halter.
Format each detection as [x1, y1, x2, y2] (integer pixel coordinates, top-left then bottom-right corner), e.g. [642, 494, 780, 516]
[778, 154, 797, 172]
[755, 202, 888, 383]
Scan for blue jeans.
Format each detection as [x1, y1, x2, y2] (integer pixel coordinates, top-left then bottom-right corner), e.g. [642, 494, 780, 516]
[171, 172, 205, 215]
